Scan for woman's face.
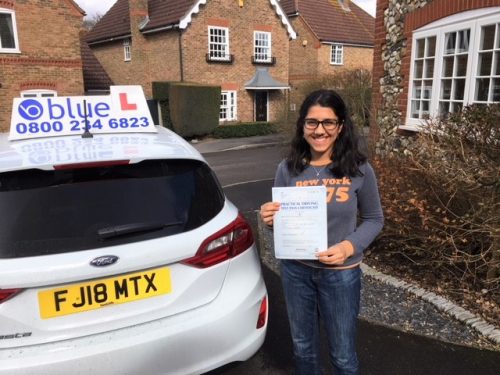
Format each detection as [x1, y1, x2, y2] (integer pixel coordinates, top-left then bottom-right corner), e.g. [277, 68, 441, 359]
[303, 104, 343, 164]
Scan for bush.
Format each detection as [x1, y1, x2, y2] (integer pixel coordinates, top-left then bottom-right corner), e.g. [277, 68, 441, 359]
[212, 122, 278, 138]
[372, 104, 499, 318]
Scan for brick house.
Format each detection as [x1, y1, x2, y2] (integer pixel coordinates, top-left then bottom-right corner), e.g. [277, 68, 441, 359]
[280, 0, 375, 105]
[372, 0, 500, 134]
[85, 0, 296, 124]
[0, 0, 85, 132]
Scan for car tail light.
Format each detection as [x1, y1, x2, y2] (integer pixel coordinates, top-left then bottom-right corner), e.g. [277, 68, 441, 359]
[0, 288, 22, 304]
[182, 214, 254, 268]
[256, 296, 268, 329]
[54, 160, 130, 170]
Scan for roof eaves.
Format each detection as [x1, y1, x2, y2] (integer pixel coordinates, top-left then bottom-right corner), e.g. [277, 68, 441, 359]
[141, 23, 179, 35]
[87, 34, 132, 46]
[320, 40, 373, 48]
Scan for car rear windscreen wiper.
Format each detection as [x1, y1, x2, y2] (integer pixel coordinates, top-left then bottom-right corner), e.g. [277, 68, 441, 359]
[97, 221, 184, 240]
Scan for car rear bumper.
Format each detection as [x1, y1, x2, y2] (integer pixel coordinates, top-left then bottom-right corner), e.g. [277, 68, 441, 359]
[0, 249, 268, 375]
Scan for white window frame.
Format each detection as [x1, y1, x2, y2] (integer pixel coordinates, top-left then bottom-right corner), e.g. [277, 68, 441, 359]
[405, 7, 500, 130]
[254, 31, 272, 63]
[330, 44, 343, 65]
[0, 8, 20, 53]
[21, 89, 57, 98]
[220, 90, 237, 121]
[123, 39, 131, 61]
[208, 26, 230, 61]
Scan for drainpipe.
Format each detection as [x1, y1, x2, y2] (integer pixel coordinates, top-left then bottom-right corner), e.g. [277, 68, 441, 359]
[178, 29, 184, 82]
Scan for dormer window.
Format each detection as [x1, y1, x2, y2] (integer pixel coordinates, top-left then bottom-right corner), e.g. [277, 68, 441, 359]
[0, 8, 20, 53]
[123, 39, 131, 61]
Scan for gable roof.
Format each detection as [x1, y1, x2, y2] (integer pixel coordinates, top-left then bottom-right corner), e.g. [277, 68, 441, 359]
[280, 0, 374, 46]
[86, 0, 131, 44]
[87, 0, 296, 44]
[80, 35, 114, 92]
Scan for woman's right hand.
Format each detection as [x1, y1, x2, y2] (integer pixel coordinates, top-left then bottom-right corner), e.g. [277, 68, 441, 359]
[260, 202, 280, 227]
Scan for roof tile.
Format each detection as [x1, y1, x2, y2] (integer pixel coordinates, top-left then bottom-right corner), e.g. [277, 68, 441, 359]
[86, 0, 131, 44]
[281, 0, 374, 46]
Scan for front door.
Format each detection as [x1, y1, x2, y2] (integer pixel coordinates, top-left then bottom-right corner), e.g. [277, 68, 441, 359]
[255, 91, 268, 122]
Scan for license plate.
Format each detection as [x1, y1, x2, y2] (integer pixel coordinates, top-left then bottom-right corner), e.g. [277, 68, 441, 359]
[38, 267, 171, 319]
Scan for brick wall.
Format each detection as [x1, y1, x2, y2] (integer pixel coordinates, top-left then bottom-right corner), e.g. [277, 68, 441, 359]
[289, 17, 319, 81]
[0, 0, 84, 132]
[317, 44, 373, 75]
[181, 0, 291, 122]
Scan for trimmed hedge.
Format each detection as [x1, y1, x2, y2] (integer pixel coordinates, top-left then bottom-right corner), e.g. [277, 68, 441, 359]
[212, 122, 278, 138]
[152, 81, 220, 137]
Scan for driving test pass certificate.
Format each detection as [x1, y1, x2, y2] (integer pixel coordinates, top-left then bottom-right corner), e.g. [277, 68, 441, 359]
[272, 186, 327, 259]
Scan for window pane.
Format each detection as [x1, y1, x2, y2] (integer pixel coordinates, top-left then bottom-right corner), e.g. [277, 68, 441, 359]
[456, 55, 468, 76]
[416, 39, 425, 58]
[451, 102, 463, 113]
[0, 13, 16, 49]
[414, 60, 423, 78]
[439, 101, 449, 117]
[454, 79, 465, 100]
[0, 160, 224, 257]
[475, 78, 490, 101]
[481, 24, 496, 50]
[445, 32, 456, 54]
[422, 100, 430, 116]
[427, 36, 436, 57]
[443, 56, 454, 77]
[493, 78, 500, 101]
[424, 59, 434, 78]
[495, 52, 500, 75]
[478, 52, 493, 76]
[457, 29, 470, 53]
[411, 100, 420, 118]
[441, 79, 452, 100]
[413, 81, 422, 98]
[423, 80, 432, 99]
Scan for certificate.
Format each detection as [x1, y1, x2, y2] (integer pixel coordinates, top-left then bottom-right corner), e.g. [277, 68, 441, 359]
[272, 186, 327, 259]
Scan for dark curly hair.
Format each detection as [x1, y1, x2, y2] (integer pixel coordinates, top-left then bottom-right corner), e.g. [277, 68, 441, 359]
[286, 89, 366, 177]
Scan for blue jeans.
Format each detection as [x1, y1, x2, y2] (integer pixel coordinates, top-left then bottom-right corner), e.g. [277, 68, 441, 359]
[280, 260, 361, 375]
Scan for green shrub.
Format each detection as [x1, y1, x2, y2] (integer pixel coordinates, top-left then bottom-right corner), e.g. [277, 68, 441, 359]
[152, 81, 220, 137]
[212, 122, 278, 138]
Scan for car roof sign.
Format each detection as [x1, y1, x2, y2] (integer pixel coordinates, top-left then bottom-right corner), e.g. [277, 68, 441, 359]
[9, 86, 157, 141]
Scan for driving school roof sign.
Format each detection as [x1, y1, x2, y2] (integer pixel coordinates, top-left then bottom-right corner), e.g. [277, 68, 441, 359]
[9, 86, 156, 141]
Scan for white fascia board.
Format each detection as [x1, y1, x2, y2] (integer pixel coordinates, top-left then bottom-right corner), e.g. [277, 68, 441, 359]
[179, 0, 208, 29]
[179, 0, 297, 40]
[269, 0, 297, 40]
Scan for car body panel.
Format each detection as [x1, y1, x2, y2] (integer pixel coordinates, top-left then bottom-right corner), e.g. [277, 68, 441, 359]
[0, 125, 268, 373]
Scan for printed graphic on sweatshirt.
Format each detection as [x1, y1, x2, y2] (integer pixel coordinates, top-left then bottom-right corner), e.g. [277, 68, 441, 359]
[295, 177, 351, 203]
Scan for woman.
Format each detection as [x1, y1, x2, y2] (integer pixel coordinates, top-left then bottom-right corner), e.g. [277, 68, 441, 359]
[260, 89, 383, 375]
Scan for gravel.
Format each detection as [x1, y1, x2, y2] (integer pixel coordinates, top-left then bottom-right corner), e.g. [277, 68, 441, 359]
[256, 214, 500, 351]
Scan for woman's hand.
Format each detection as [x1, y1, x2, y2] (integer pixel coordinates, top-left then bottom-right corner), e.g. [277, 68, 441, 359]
[315, 240, 354, 265]
[260, 202, 280, 227]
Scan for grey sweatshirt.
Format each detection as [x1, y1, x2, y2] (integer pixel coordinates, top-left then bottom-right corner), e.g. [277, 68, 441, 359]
[274, 160, 384, 268]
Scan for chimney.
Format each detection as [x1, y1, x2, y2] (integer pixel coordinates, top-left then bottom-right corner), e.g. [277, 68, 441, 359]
[129, 0, 148, 17]
[339, 0, 351, 11]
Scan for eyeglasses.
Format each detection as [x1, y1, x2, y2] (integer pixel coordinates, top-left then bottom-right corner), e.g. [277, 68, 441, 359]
[304, 118, 340, 130]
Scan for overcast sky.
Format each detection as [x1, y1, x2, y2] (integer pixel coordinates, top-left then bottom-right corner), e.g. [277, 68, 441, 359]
[74, 0, 376, 19]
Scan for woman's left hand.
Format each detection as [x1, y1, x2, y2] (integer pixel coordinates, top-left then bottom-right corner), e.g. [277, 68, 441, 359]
[315, 240, 354, 265]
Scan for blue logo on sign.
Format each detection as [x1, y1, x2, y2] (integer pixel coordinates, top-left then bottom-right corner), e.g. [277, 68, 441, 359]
[18, 99, 44, 120]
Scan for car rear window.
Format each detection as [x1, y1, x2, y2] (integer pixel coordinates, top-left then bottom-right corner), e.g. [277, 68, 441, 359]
[0, 159, 225, 258]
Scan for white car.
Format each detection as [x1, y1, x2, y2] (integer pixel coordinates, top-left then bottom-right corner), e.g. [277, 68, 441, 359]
[0, 127, 268, 374]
